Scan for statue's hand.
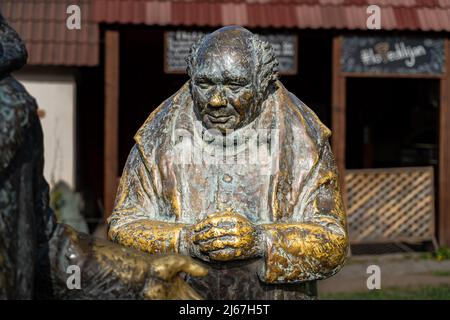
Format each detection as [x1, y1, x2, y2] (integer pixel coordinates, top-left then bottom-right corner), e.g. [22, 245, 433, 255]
[192, 212, 263, 261]
[144, 255, 208, 300]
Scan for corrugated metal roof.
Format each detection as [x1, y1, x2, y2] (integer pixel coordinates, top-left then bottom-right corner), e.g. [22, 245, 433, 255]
[0, 0, 448, 67]
[92, 0, 450, 31]
[0, 0, 99, 66]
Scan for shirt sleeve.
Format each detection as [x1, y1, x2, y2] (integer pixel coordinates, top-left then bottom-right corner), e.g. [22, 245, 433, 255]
[259, 141, 349, 283]
[107, 144, 187, 255]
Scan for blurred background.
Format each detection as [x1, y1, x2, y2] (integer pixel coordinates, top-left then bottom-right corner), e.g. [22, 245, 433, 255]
[1, 0, 450, 299]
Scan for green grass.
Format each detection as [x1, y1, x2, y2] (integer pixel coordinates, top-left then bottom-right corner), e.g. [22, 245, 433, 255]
[421, 246, 450, 261]
[320, 285, 450, 300]
[431, 270, 450, 277]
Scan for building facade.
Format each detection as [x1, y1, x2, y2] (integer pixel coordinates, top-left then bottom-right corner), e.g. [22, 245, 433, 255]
[2, 0, 450, 246]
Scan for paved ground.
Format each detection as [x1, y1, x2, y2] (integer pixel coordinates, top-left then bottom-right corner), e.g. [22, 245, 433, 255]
[318, 253, 450, 294]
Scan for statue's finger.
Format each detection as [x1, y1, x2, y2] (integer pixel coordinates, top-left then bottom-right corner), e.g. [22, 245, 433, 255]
[193, 226, 237, 242]
[194, 212, 251, 234]
[194, 215, 242, 233]
[193, 219, 212, 232]
[208, 248, 243, 261]
[180, 259, 208, 277]
[199, 236, 249, 252]
[208, 215, 240, 227]
[152, 255, 187, 280]
[193, 225, 252, 243]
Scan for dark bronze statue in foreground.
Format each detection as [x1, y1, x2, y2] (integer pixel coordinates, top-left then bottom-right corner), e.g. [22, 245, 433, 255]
[0, 14, 206, 300]
[108, 26, 349, 299]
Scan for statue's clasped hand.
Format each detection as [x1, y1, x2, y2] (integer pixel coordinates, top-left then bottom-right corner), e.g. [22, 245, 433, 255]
[191, 211, 263, 262]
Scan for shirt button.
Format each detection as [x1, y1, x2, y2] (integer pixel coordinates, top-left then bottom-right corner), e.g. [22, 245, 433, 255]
[219, 194, 230, 203]
[222, 174, 233, 183]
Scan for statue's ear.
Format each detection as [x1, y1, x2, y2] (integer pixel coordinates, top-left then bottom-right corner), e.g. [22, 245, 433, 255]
[251, 36, 278, 98]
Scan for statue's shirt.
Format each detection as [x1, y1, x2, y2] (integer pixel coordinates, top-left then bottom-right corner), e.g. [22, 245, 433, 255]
[108, 81, 348, 299]
[170, 110, 276, 224]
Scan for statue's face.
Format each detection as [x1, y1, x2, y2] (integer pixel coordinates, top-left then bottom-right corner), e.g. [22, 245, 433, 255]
[190, 42, 259, 134]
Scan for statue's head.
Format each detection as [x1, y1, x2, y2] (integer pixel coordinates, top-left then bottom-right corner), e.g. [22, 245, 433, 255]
[187, 26, 278, 134]
[0, 14, 28, 75]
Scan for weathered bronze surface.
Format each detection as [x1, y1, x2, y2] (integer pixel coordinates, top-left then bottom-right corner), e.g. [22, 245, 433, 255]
[108, 26, 349, 299]
[0, 14, 206, 300]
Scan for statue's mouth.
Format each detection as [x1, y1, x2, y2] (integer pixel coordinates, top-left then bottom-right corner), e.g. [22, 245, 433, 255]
[207, 115, 234, 124]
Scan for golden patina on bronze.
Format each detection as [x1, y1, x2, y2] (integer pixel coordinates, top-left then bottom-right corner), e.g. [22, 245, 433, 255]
[191, 211, 262, 261]
[47, 224, 207, 299]
[108, 26, 349, 299]
[108, 220, 186, 254]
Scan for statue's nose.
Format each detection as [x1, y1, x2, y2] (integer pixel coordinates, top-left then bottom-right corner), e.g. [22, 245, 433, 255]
[209, 89, 227, 108]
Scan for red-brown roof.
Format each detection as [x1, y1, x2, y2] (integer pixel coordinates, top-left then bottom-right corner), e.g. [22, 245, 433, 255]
[1, 0, 99, 66]
[0, 1, 448, 67]
[92, 0, 450, 31]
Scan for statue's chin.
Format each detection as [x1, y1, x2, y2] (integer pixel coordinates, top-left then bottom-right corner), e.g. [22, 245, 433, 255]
[206, 125, 232, 135]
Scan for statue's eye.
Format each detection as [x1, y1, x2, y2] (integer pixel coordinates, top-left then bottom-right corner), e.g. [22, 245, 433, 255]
[195, 80, 213, 89]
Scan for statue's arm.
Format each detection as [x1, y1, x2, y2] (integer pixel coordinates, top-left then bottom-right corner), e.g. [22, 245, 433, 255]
[108, 145, 187, 255]
[259, 142, 349, 283]
[46, 224, 205, 299]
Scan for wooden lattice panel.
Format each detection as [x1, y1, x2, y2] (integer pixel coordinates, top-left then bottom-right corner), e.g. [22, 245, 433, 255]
[345, 167, 435, 244]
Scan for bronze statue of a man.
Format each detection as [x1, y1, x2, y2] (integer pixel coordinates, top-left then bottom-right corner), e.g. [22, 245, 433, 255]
[108, 26, 349, 299]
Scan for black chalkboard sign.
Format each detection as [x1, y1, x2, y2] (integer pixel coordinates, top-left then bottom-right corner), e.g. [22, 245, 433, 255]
[164, 31, 298, 75]
[341, 36, 445, 75]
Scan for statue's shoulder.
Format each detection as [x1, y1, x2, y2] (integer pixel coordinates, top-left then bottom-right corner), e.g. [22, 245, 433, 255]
[276, 82, 331, 147]
[134, 82, 191, 155]
[0, 75, 37, 171]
